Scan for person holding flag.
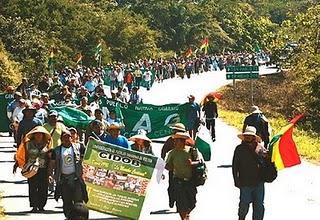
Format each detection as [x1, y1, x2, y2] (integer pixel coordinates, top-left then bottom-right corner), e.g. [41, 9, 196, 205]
[232, 126, 266, 220]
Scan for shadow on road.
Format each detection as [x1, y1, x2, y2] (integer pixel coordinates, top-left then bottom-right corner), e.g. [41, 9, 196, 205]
[5, 209, 63, 216]
[0, 180, 27, 184]
[0, 160, 15, 163]
[0, 150, 16, 153]
[217, 165, 232, 168]
[150, 209, 176, 215]
[2, 194, 28, 199]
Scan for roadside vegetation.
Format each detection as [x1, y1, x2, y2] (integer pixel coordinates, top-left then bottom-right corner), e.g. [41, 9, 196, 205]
[218, 72, 320, 163]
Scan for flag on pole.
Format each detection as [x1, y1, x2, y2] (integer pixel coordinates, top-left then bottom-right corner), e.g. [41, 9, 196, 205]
[94, 42, 102, 61]
[75, 53, 83, 65]
[185, 48, 193, 58]
[268, 114, 304, 170]
[200, 38, 209, 54]
[47, 48, 55, 72]
[195, 125, 213, 161]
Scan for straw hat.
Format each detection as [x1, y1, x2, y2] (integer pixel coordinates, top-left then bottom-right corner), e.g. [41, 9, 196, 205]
[172, 132, 191, 140]
[129, 129, 151, 143]
[25, 126, 52, 143]
[22, 106, 37, 115]
[169, 123, 186, 132]
[237, 126, 262, 142]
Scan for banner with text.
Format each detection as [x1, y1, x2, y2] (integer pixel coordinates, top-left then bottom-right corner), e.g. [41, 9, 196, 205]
[83, 139, 159, 219]
[100, 98, 187, 139]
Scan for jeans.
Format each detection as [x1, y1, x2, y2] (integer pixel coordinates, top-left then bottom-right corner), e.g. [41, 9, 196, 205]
[238, 182, 265, 220]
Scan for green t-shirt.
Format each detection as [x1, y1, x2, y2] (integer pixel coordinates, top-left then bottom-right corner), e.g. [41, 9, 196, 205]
[166, 146, 192, 179]
[43, 122, 67, 148]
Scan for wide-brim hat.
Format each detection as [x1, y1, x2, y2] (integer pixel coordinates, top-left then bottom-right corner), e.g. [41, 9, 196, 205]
[172, 132, 191, 140]
[25, 126, 52, 143]
[129, 134, 151, 143]
[169, 123, 186, 132]
[237, 126, 262, 142]
[22, 107, 37, 114]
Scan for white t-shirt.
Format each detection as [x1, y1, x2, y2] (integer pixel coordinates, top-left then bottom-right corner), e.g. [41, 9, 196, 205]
[61, 146, 76, 175]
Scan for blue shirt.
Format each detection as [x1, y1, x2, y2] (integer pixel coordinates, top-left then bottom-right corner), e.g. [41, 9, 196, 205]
[103, 135, 131, 150]
[84, 80, 97, 92]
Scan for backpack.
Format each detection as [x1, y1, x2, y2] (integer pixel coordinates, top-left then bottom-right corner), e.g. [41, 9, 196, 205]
[258, 156, 277, 183]
[189, 147, 208, 186]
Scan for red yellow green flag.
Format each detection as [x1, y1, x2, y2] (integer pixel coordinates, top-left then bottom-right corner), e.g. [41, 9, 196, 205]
[185, 48, 193, 58]
[268, 114, 304, 170]
[200, 38, 209, 54]
[75, 53, 83, 64]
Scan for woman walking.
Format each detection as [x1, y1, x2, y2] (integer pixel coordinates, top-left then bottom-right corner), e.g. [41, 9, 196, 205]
[15, 126, 52, 212]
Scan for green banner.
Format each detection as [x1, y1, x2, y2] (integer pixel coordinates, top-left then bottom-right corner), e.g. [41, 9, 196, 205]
[100, 98, 187, 139]
[0, 93, 14, 132]
[83, 139, 158, 219]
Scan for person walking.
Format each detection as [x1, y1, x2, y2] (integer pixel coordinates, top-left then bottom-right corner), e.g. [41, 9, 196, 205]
[185, 95, 201, 140]
[161, 123, 194, 209]
[202, 94, 218, 141]
[50, 131, 88, 219]
[129, 129, 154, 155]
[15, 126, 53, 213]
[243, 106, 270, 148]
[165, 131, 199, 220]
[232, 126, 265, 220]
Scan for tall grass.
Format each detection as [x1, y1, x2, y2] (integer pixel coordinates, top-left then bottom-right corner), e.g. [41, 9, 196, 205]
[219, 109, 320, 163]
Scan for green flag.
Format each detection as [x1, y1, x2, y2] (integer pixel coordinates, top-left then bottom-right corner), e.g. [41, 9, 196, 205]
[51, 106, 93, 130]
[95, 42, 102, 61]
[195, 125, 213, 161]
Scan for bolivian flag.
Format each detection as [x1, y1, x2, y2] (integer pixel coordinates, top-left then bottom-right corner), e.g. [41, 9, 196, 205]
[269, 114, 304, 170]
[200, 38, 209, 54]
[185, 48, 193, 58]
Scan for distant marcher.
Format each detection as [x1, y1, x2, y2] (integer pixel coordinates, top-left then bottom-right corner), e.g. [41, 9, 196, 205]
[185, 95, 201, 140]
[128, 87, 141, 104]
[129, 129, 154, 155]
[15, 126, 53, 213]
[243, 106, 270, 148]
[165, 132, 200, 220]
[202, 94, 218, 141]
[232, 126, 266, 220]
